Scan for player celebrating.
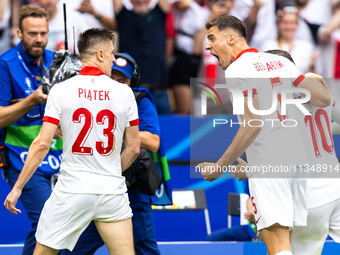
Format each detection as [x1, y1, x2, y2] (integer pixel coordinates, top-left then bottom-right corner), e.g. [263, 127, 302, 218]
[198, 15, 330, 255]
[265, 50, 340, 255]
[4, 28, 140, 255]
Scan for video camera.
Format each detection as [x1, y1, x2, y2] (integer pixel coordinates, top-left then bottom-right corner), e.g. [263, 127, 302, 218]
[42, 3, 82, 95]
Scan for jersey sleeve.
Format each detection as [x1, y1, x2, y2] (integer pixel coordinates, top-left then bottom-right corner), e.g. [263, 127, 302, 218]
[126, 89, 139, 127]
[284, 58, 305, 87]
[138, 97, 160, 136]
[42, 87, 61, 126]
[0, 60, 13, 107]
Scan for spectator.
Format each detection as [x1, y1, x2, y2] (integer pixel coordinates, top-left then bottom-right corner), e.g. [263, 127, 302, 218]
[169, 0, 210, 114]
[0, 5, 62, 255]
[113, 0, 172, 115]
[294, 0, 331, 46]
[61, 53, 162, 255]
[57, 0, 116, 30]
[231, 0, 277, 50]
[262, 6, 315, 74]
[193, 0, 234, 115]
[318, 0, 340, 99]
[37, 0, 87, 52]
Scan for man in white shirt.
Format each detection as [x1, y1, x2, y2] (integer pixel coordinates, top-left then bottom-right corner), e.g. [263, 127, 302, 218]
[37, 0, 87, 52]
[4, 27, 140, 255]
[198, 15, 330, 255]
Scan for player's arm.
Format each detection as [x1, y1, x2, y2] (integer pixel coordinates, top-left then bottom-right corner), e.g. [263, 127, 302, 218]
[3, 122, 58, 215]
[121, 125, 140, 171]
[296, 77, 331, 108]
[199, 95, 262, 181]
[140, 131, 160, 153]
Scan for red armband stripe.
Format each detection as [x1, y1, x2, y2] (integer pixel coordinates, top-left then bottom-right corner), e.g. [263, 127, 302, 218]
[42, 116, 60, 126]
[129, 119, 140, 126]
[293, 74, 305, 87]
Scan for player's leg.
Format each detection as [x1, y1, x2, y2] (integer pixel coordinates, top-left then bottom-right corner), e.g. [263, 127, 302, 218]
[328, 198, 340, 243]
[94, 193, 134, 255]
[291, 203, 331, 255]
[36, 190, 96, 252]
[260, 224, 291, 255]
[249, 178, 294, 255]
[59, 221, 104, 255]
[33, 242, 59, 255]
[94, 218, 134, 255]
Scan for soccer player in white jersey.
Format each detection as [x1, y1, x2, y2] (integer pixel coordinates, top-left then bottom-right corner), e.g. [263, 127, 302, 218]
[265, 50, 340, 255]
[233, 50, 340, 255]
[3, 28, 140, 255]
[198, 15, 330, 255]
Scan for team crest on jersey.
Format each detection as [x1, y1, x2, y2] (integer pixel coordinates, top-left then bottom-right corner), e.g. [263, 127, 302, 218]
[91, 78, 95, 85]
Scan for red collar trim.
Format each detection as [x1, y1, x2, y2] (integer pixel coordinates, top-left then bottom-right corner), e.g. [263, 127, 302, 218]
[234, 48, 260, 61]
[79, 66, 105, 76]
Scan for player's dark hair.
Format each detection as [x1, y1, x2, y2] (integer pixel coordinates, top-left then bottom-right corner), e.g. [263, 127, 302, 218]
[77, 28, 115, 56]
[265, 49, 295, 65]
[206, 15, 247, 40]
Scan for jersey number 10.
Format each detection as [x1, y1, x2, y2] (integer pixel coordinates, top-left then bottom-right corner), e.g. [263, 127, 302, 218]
[305, 109, 334, 158]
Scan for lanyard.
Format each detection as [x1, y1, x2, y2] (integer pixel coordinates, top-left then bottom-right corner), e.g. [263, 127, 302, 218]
[16, 51, 46, 86]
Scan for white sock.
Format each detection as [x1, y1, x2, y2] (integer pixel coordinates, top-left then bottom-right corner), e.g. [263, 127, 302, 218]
[275, 251, 293, 255]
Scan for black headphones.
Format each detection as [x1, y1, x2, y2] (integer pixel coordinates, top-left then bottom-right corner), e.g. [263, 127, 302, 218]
[114, 53, 141, 87]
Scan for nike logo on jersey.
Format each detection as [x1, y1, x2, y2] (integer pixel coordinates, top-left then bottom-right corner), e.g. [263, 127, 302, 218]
[78, 88, 110, 101]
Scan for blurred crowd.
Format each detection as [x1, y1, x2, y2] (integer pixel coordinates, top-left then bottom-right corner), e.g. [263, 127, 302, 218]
[1, 0, 340, 115]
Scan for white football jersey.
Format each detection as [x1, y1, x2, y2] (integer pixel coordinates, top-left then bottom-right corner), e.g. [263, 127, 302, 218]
[225, 49, 308, 174]
[43, 66, 139, 194]
[295, 77, 340, 208]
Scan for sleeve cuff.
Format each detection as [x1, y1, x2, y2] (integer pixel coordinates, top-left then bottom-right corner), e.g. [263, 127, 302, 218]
[129, 118, 140, 126]
[243, 89, 257, 96]
[42, 116, 60, 126]
[293, 74, 305, 87]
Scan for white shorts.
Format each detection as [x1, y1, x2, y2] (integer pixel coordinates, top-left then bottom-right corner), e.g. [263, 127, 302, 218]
[36, 189, 132, 251]
[291, 197, 340, 255]
[249, 178, 307, 231]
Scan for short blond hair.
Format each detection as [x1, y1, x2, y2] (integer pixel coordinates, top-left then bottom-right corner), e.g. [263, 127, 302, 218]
[19, 5, 49, 31]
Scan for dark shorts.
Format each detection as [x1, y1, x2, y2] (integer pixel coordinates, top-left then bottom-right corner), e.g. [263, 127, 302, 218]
[169, 48, 201, 87]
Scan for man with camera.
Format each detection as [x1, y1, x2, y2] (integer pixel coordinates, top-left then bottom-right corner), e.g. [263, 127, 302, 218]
[0, 5, 62, 255]
[61, 52, 161, 255]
